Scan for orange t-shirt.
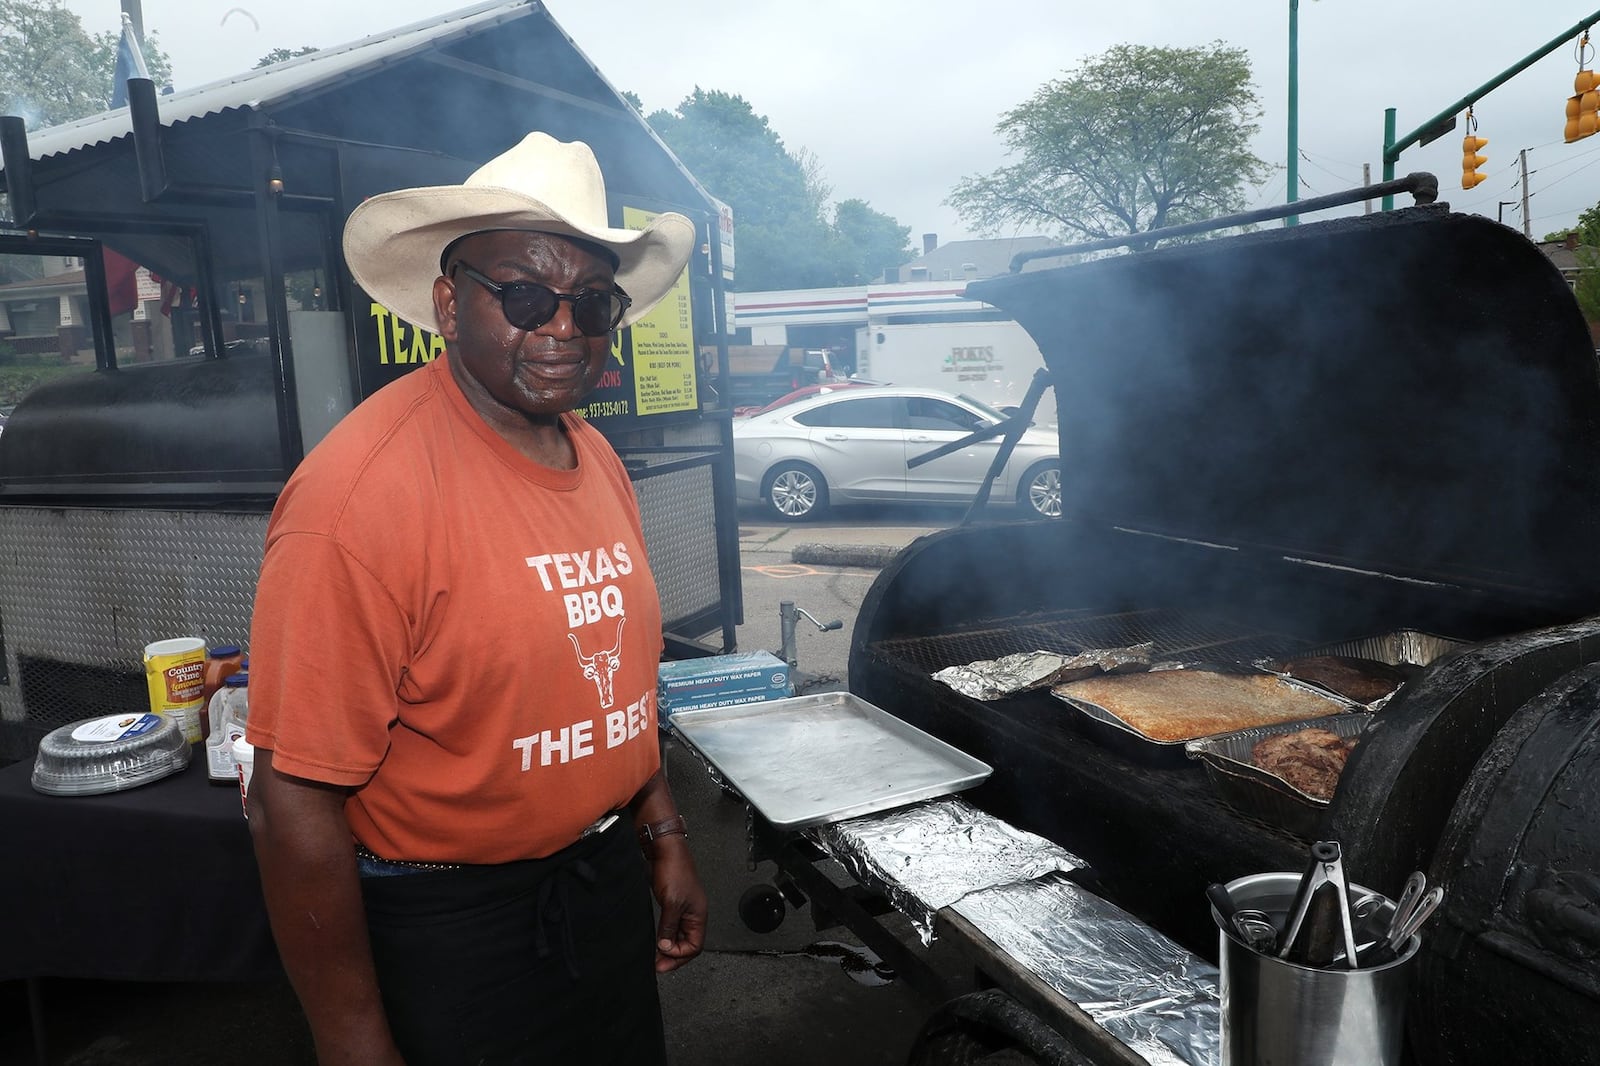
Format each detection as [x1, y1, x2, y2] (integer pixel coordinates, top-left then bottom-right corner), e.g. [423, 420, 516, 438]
[246, 355, 663, 864]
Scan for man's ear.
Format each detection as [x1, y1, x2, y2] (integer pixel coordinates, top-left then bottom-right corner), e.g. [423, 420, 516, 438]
[432, 275, 458, 342]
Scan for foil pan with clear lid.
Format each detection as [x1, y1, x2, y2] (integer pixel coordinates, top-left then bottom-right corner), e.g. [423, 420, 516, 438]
[32, 712, 191, 796]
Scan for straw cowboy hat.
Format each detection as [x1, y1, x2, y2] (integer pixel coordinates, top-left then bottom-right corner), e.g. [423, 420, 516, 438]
[343, 132, 695, 332]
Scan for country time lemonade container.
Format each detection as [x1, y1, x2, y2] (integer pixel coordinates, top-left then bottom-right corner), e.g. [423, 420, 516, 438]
[143, 637, 207, 743]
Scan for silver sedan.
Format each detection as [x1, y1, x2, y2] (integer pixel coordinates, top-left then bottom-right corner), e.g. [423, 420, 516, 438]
[732, 386, 1060, 521]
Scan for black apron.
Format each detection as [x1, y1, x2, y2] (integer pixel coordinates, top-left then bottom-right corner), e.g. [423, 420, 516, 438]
[359, 819, 666, 1066]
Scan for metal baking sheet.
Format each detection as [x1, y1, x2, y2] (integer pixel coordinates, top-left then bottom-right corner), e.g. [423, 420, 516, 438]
[1185, 713, 1372, 837]
[670, 692, 993, 830]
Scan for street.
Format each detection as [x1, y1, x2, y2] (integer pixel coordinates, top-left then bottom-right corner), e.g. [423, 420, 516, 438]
[0, 503, 975, 1066]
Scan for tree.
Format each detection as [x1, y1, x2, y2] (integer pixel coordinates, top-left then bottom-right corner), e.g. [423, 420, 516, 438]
[644, 88, 910, 289]
[255, 46, 320, 69]
[0, 0, 172, 128]
[948, 42, 1273, 248]
[1566, 201, 1600, 322]
[832, 199, 912, 284]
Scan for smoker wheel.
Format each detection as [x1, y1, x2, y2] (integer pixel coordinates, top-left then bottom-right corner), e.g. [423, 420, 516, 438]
[907, 990, 1098, 1066]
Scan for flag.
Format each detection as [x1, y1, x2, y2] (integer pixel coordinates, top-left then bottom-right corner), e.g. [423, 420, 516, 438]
[152, 274, 188, 317]
[110, 13, 150, 110]
[103, 248, 140, 317]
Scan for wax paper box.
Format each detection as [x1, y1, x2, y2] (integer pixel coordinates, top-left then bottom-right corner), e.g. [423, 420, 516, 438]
[658, 652, 793, 720]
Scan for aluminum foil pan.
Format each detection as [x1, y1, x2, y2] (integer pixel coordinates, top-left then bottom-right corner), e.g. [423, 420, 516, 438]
[1301, 629, 1464, 668]
[1185, 713, 1372, 838]
[1051, 669, 1356, 768]
[953, 876, 1220, 1066]
[809, 797, 1085, 944]
[933, 644, 1154, 701]
[32, 712, 191, 796]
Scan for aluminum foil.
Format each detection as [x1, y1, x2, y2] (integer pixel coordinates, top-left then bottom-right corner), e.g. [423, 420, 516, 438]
[933, 643, 1154, 700]
[953, 877, 1220, 1066]
[808, 797, 1085, 943]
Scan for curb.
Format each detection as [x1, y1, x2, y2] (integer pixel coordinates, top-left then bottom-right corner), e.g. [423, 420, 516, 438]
[790, 543, 901, 569]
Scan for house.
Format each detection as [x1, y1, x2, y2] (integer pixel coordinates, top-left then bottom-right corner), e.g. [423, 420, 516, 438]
[880, 233, 1060, 283]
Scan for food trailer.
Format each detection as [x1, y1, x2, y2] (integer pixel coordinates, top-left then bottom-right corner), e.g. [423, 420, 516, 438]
[0, 0, 742, 765]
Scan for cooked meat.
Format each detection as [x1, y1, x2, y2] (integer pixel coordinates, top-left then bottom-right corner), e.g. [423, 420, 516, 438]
[1051, 670, 1349, 742]
[1251, 727, 1359, 800]
[1266, 655, 1410, 704]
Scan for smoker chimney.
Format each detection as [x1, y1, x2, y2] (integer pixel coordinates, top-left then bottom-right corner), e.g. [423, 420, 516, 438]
[922, 233, 937, 255]
[1566, 231, 1581, 251]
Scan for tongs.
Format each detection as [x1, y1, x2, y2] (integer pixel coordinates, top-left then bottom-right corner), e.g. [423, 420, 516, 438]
[1279, 840, 1361, 969]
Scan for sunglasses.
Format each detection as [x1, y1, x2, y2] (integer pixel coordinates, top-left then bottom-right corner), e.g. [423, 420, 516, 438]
[452, 262, 631, 337]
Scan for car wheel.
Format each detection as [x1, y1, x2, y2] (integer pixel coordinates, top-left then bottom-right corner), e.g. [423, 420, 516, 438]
[1018, 462, 1061, 519]
[763, 462, 829, 521]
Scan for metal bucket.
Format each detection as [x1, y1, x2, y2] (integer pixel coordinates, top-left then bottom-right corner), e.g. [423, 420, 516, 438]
[1214, 871, 1419, 1066]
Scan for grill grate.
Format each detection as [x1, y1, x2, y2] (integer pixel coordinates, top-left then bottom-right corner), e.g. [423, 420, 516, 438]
[870, 607, 1315, 674]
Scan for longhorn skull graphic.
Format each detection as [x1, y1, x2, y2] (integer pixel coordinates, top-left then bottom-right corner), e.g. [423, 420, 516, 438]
[569, 618, 626, 708]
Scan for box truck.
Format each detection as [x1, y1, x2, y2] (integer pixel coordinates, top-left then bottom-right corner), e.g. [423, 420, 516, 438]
[854, 321, 1056, 426]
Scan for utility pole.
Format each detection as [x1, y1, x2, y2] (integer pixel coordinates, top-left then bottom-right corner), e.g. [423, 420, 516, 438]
[1520, 148, 1532, 239]
[1499, 200, 1518, 225]
[1287, 0, 1300, 226]
[1363, 163, 1372, 214]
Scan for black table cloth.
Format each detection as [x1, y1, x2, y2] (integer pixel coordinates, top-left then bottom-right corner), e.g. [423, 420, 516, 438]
[0, 754, 280, 982]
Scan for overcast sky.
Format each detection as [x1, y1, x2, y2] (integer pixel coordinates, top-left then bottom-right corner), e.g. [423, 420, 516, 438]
[61, 0, 1600, 245]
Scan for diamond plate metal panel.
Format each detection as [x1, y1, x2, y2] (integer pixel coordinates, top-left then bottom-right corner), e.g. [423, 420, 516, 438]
[0, 508, 266, 742]
[634, 466, 720, 632]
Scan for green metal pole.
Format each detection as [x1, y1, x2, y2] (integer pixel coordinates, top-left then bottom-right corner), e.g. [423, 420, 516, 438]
[1382, 108, 1397, 212]
[1287, 0, 1299, 226]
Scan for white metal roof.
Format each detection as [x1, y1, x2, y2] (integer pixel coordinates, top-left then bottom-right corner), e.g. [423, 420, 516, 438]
[24, 0, 534, 161]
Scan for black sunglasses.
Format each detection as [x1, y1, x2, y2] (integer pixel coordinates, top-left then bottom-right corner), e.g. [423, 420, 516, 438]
[452, 262, 631, 337]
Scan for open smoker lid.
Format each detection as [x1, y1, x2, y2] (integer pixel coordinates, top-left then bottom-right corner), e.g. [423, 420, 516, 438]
[967, 206, 1600, 601]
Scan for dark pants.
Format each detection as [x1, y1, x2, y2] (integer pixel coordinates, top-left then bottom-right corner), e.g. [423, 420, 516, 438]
[359, 821, 666, 1066]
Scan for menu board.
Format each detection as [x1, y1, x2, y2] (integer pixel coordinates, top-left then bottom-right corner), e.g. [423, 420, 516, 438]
[618, 205, 698, 418]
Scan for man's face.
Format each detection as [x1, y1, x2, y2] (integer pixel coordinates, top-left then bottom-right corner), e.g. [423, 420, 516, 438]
[432, 230, 617, 421]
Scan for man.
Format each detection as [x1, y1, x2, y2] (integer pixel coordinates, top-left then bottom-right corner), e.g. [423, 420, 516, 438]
[245, 132, 707, 1066]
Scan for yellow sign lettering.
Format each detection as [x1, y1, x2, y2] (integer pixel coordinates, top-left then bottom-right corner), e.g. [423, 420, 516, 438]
[370, 303, 392, 365]
[391, 310, 408, 365]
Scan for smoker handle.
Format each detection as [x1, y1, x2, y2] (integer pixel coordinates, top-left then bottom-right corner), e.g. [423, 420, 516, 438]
[1526, 882, 1600, 950]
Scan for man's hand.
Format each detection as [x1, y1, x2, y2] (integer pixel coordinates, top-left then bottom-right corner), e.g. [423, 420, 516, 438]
[647, 836, 707, 972]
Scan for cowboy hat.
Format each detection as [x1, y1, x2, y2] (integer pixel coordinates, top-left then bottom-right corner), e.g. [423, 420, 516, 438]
[343, 132, 695, 332]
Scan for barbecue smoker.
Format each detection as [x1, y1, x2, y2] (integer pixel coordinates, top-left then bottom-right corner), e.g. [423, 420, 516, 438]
[850, 196, 1600, 1065]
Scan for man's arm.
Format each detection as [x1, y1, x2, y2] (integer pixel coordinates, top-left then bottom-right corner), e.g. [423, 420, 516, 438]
[629, 767, 708, 973]
[248, 748, 406, 1065]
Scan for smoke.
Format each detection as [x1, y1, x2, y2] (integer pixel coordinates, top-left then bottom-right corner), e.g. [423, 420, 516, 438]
[963, 206, 1600, 624]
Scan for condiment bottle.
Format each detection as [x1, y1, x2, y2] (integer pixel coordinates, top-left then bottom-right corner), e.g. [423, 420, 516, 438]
[200, 644, 244, 738]
[205, 673, 251, 784]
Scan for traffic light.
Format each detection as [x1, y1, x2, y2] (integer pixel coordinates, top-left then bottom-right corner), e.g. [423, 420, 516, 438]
[1462, 132, 1488, 190]
[1566, 68, 1599, 143]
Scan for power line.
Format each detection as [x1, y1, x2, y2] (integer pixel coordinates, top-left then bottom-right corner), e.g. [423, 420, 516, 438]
[1534, 154, 1600, 196]
[1297, 150, 1360, 185]
[1297, 147, 1364, 178]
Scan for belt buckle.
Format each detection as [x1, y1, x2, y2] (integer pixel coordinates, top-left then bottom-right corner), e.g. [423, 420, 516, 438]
[581, 811, 620, 839]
